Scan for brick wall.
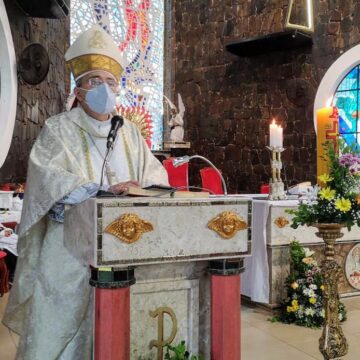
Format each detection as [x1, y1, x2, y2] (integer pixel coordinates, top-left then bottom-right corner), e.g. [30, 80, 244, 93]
[0, 0, 69, 182]
[173, 0, 360, 193]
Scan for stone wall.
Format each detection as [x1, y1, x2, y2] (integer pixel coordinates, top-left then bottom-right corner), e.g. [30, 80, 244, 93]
[0, 0, 69, 182]
[173, 0, 360, 193]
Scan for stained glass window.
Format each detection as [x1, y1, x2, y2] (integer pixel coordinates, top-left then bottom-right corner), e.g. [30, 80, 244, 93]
[70, 0, 164, 149]
[332, 65, 360, 146]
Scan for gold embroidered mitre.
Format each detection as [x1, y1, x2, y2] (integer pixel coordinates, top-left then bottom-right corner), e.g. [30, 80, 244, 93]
[65, 25, 123, 81]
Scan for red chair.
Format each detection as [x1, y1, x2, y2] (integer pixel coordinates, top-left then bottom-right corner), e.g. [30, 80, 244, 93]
[162, 158, 189, 190]
[0, 251, 9, 296]
[200, 167, 224, 195]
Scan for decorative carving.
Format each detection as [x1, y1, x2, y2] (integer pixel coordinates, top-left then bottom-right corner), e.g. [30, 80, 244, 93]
[313, 223, 348, 360]
[104, 213, 153, 244]
[274, 216, 289, 228]
[150, 306, 178, 360]
[18, 43, 49, 85]
[208, 211, 247, 239]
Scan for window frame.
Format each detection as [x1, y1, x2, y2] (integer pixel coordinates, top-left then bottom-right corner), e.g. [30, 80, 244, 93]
[314, 45, 360, 134]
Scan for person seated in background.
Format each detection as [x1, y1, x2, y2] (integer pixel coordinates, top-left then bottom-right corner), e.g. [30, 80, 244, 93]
[3, 25, 168, 360]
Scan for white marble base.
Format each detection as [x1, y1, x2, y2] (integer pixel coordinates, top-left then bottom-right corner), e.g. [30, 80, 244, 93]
[128, 262, 210, 359]
[130, 278, 199, 359]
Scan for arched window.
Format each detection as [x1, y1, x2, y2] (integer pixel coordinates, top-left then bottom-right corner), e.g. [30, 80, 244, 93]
[70, 0, 164, 149]
[314, 44, 360, 147]
[332, 66, 360, 146]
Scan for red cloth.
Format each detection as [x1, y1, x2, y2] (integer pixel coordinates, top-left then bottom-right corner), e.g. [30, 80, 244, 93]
[162, 158, 189, 190]
[260, 184, 270, 194]
[2, 222, 17, 230]
[0, 251, 9, 296]
[200, 167, 224, 195]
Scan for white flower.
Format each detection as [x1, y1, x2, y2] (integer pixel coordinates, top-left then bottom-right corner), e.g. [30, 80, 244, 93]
[305, 308, 315, 316]
[303, 288, 310, 296]
[303, 185, 320, 202]
[304, 247, 315, 257]
[320, 309, 325, 318]
[308, 289, 316, 298]
[309, 284, 317, 290]
[339, 313, 343, 321]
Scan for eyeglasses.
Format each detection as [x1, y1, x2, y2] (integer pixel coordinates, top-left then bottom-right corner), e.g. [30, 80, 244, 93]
[86, 77, 118, 89]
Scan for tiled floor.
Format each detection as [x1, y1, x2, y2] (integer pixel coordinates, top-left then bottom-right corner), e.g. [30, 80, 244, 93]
[0, 293, 19, 360]
[1, 294, 359, 359]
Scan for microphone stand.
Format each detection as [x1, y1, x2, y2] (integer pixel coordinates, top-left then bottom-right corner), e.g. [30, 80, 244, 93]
[172, 155, 228, 196]
[96, 146, 114, 197]
[97, 116, 124, 197]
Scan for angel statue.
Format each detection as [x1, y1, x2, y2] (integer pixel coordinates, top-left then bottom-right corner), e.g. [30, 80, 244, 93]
[164, 93, 185, 142]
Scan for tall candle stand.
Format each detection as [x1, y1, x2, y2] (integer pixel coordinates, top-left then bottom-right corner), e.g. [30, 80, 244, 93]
[267, 146, 286, 200]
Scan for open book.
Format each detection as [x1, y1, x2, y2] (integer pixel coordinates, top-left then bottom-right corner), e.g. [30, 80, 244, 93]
[124, 185, 210, 198]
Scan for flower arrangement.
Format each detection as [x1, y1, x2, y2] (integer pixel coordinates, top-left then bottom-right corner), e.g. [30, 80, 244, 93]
[288, 140, 360, 230]
[277, 240, 346, 328]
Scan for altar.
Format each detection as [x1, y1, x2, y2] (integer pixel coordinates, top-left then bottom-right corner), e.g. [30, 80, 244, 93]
[242, 199, 360, 307]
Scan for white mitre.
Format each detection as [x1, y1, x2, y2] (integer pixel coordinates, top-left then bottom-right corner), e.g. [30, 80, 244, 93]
[65, 25, 124, 81]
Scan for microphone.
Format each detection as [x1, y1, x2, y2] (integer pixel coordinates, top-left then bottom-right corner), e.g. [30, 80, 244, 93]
[107, 115, 124, 149]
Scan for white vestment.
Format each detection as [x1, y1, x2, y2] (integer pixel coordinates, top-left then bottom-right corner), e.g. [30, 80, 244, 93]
[2, 107, 168, 359]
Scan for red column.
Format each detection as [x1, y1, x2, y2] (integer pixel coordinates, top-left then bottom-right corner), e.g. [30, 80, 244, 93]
[210, 260, 242, 360]
[90, 266, 135, 360]
[94, 287, 130, 360]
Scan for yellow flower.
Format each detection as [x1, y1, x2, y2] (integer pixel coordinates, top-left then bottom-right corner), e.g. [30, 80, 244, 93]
[290, 282, 299, 290]
[302, 257, 313, 265]
[309, 297, 317, 304]
[335, 198, 352, 212]
[318, 174, 333, 183]
[319, 187, 336, 200]
[287, 306, 293, 313]
[291, 299, 298, 307]
[320, 285, 325, 291]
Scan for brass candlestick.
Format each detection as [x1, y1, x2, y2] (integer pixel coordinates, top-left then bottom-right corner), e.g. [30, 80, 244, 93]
[314, 223, 348, 360]
[267, 146, 286, 200]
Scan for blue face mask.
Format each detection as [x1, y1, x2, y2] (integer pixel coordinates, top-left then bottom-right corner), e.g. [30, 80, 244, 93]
[83, 83, 116, 115]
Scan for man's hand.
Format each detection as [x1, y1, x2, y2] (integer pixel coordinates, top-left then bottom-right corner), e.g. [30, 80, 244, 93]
[108, 181, 140, 194]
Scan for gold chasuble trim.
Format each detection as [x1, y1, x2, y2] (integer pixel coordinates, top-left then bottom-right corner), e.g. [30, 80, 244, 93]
[105, 213, 154, 244]
[79, 128, 95, 181]
[121, 131, 136, 180]
[67, 54, 123, 81]
[207, 211, 247, 239]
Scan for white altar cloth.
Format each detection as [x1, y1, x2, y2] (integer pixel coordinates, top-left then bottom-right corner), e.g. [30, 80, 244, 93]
[0, 233, 18, 255]
[0, 191, 13, 209]
[0, 210, 21, 224]
[241, 199, 299, 304]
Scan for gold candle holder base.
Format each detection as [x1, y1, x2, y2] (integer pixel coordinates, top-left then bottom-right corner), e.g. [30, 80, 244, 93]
[314, 223, 349, 360]
[267, 146, 286, 200]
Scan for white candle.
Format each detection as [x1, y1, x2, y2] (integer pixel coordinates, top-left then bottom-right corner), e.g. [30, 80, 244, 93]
[277, 125, 283, 148]
[270, 120, 278, 147]
[269, 119, 283, 148]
